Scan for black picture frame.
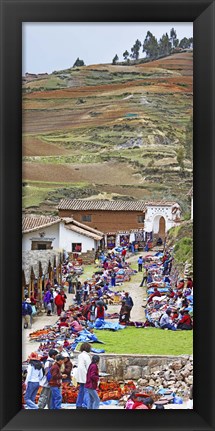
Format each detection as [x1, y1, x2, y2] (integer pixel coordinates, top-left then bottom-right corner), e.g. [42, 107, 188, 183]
[0, 0, 215, 430]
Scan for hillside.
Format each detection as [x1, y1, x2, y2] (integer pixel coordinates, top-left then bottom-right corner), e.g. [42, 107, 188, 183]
[22, 52, 193, 214]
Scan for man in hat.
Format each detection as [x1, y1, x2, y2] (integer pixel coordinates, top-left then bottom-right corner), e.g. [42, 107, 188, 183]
[22, 298, 33, 329]
[38, 349, 58, 409]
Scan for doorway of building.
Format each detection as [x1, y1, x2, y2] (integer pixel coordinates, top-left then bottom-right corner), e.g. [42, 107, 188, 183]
[158, 216, 166, 238]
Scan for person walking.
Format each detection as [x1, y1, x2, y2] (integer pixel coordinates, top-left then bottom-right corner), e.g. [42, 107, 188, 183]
[83, 281, 90, 302]
[49, 354, 65, 409]
[62, 353, 73, 383]
[138, 256, 143, 272]
[122, 292, 134, 321]
[85, 355, 100, 410]
[111, 270, 116, 287]
[24, 352, 44, 409]
[140, 267, 148, 287]
[22, 298, 33, 329]
[76, 343, 91, 409]
[38, 349, 58, 409]
[54, 291, 64, 316]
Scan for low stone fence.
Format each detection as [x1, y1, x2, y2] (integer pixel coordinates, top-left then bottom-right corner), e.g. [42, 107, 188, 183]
[74, 352, 193, 396]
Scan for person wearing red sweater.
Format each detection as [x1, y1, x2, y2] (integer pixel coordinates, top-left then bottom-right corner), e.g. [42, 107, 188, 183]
[49, 354, 65, 409]
[85, 355, 100, 409]
[186, 277, 193, 289]
[95, 305, 105, 320]
[147, 287, 161, 304]
[55, 292, 64, 316]
[177, 310, 193, 330]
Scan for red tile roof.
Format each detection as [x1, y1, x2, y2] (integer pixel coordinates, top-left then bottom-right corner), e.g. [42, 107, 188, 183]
[22, 216, 60, 233]
[58, 199, 146, 212]
[22, 215, 104, 239]
[64, 224, 103, 241]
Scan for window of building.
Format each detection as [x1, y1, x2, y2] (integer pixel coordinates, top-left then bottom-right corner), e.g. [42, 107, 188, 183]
[72, 243, 82, 252]
[138, 215, 145, 223]
[82, 214, 91, 222]
[31, 241, 52, 250]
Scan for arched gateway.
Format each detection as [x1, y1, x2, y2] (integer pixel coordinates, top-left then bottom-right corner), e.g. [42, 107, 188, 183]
[144, 202, 181, 239]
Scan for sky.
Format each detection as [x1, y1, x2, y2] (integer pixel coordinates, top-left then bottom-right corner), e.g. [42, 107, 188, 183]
[22, 22, 193, 74]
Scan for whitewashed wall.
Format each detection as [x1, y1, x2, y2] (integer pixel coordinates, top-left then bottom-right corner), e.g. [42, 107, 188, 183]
[144, 206, 176, 234]
[59, 223, 97, 253]
[22, 224, 60, 251]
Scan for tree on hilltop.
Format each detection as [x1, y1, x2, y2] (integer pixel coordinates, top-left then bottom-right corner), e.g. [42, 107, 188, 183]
[179, 37, 193, 49]
[158, 33, 172, 56]
[112, 54, 119, 65]
[123, 50, 130, 62]
[130, 39, 142, 60]
[170, 28, 177, 48]
[143, 31, 159, 58]
[73, 57, 85, 67]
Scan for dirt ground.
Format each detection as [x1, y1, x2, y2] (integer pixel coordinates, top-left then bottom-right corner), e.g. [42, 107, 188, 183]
[22, 160, 141, 185]
[23, 136, 71, 157]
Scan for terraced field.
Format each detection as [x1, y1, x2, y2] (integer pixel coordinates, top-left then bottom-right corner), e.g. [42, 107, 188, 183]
[22, 52, 193, 214]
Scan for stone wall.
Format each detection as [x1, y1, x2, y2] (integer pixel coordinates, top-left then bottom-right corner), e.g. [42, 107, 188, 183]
[74, 353, 193, 397]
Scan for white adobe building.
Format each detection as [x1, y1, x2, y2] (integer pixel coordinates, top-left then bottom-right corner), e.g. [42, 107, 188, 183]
[144, 201, 182, 239]
[22, 215, 104, 253]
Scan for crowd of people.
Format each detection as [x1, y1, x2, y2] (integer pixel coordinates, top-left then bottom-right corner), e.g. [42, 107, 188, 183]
[140, 251, 193, 331]
[23, 342, 101, 410]
[22, 243, 193, 409]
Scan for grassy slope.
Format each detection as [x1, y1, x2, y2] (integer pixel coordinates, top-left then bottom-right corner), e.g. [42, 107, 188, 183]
[167, 221, 193, 271]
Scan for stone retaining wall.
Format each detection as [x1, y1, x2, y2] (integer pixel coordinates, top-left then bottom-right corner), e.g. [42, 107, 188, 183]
[74, 353, 193, 397]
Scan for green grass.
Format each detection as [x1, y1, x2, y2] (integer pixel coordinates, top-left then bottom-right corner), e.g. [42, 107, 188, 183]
[22, 182, 90, 208]
[22, 186, 55, 208]
[81, 327, 193, 355]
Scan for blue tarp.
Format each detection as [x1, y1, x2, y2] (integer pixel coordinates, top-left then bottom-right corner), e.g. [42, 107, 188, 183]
[70, 329, 104, 351]
[94, 318, 125, 331]
[91, 348, 105, 354]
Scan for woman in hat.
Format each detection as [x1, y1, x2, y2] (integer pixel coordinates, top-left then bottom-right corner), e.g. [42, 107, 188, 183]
[24, 352, 44, 409]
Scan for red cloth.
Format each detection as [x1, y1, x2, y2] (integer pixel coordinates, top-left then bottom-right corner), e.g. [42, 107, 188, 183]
[55, 294, 64, 307]
[187, 280, 193, 289]
[58, 322, 69, 328]
[178, 314, 192, 326]
[49, 362, 62, 387]
[96, 306, 105, 319]
[132, 401, 149, 409]
[148, 290, 161, 303]
[85, 363, 99, 389]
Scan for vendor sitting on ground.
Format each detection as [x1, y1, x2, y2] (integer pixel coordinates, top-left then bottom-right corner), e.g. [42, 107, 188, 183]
[177, 309, 193, 330]
[147, 286, 161, 304]
[159, 309, 177, 331]
[69, 316, 83, 333]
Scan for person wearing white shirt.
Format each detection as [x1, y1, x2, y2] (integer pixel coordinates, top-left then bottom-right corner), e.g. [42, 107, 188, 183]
[76, 343, 91, 409]
[24, 352, 44, 409]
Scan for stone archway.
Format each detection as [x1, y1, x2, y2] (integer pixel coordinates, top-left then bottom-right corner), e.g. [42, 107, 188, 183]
[152, 215, 166, 240]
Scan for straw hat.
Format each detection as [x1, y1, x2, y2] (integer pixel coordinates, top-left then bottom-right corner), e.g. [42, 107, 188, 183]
[28, 352, 39, 360]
